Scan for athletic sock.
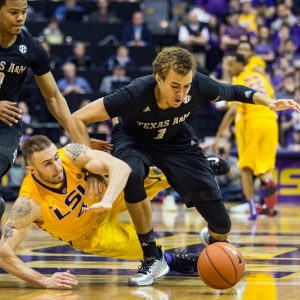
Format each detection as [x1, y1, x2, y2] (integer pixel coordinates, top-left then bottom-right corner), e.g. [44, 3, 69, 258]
[164, 252, 173, 266]
[248, 199, 257, 220]
[137, 229, 160, 260]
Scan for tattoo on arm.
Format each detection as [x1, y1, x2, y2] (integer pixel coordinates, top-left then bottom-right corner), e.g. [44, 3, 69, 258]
[3, 223, 15, 241]
[10, 202, 32, 221]
[70, 144, 88, 161]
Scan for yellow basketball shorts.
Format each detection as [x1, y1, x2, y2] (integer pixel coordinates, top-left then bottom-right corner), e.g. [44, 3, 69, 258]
[237, 118, 278, 175]
[71, 169, 170, 260]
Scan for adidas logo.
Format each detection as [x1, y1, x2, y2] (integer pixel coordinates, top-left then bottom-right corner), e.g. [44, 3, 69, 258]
[245, 91, 252, 98]
[143, 106, 151, 112]
[191, 140, 197, 146]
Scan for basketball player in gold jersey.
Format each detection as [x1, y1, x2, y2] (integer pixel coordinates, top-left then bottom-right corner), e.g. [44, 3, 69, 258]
[214, 53, 278, 220]
[0, 135, 199, 289]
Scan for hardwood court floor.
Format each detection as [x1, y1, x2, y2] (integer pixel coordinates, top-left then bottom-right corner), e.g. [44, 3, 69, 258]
[1, 201, 300, 300]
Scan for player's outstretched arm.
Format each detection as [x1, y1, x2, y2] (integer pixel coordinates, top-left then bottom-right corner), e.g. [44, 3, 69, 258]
[252, 92, 300, 112]
[0, 197, 78, 289]
[68, 97, 111, 147]
[34, 72, 72, 132]
[64, 144, 131, 213]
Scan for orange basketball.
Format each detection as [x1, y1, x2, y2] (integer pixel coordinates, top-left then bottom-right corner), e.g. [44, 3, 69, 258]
[197, 242, 245, 289]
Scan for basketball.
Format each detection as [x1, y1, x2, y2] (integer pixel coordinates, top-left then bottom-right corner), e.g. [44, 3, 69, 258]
[197, 242, 245, 289]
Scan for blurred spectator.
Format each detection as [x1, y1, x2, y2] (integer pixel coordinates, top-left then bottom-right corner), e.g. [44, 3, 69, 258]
[40, 40, 62, 70]
[66, 41, 96, 71]
[87, 0, 121, 24]
[288, 124, 300, 152]
[273, 38, 300, 69]
[276, 73, 295, 99]
[270, 3, 297, 34]
[206, 15, 223, 72]
[178, 10, 209, 68]
[193, 0, 229, 22]
[122, 11, 152, 47]
[57, 62, 93, 96]
[18, 101, 33, 126]
[294, 59, 300, 87]
[53, 0, 84, 22]
[272, 57, 294, 91]
[18, 101, 34, 140]
[221, 12, 248, 57]
[252, 0, 276, 19]
[5, 151, 26, 189]
[276, 74, 300, 147]
[228, 0, 241, 14]
[291, 9, 300, 51]
[239, 0, 257, 33]
[96, 122, 112, 141]
[99, 65, 131, 94]
[40, 18, 64, 45]
[273, 23, 299, 55]
[100, 45, 135, 71]
[254, 26, 275, 72]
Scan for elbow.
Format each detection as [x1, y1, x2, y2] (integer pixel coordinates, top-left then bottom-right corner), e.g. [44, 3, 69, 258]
[69, 112, 88, 127]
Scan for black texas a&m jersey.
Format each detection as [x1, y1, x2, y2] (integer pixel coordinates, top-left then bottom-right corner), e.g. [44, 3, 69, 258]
[0, 29, 50, 102]
[103, 73, 220, 143]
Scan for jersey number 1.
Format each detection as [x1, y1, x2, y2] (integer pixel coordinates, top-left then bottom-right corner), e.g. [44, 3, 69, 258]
[154, 128, 167, 139]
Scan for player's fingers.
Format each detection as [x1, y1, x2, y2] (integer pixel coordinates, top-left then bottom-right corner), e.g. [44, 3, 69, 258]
[84, 182, 90, 197]
[0, 116, 13, 126]
[62, 272, 77, 280]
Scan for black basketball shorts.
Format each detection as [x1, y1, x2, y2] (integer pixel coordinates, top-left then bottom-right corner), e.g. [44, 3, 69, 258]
[111, 123, 222, 207]
[0, 121, 22, 167]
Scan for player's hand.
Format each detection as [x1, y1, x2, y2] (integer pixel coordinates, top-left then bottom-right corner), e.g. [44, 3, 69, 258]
[44, 270, 78, 289]
[82, 201, 112, 213]
[90, 138, 113, 152]
[85, 173, 106, 199]
[0, 101, 22, 126]
[269, 99, 300, 112]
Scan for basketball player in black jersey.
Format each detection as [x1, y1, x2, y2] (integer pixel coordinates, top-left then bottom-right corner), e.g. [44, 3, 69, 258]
[69, 47, 300, 286]
[0, 0, 72, 233]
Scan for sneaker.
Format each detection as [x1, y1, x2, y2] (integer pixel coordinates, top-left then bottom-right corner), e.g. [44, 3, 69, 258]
[128, 246, 170, 286]
[170, 251, 199, 273]
[206, 155, 230, 176]
[199, 227, 213, 246]
[264, 179, 277, 209]
[256, 205, 277, 217]
[0, 197, 5, 238]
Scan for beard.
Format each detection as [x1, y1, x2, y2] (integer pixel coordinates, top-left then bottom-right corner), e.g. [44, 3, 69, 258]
[36, 169, 64, 185]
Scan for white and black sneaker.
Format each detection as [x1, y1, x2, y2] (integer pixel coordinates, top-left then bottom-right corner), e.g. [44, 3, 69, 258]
[128, 246, 170, 286]
[170, 251, 199, 273]
[206, 155, 230, 176]
[199, 227, 213, 246]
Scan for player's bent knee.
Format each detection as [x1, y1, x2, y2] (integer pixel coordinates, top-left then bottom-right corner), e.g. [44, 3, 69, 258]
[208, 218, 231, 235]
[124, 167, 147, 204]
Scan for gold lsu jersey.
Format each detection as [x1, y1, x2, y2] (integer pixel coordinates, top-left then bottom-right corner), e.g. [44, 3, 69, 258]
[233, 70, 277, 121]
[19, 148, 100, 243]
[19, 148, 170, 244]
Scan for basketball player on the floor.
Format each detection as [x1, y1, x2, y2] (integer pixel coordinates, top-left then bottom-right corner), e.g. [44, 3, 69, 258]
[68, 47, 300, 286]
[213, 54, 278, 220]
[0, 135, 201, 289]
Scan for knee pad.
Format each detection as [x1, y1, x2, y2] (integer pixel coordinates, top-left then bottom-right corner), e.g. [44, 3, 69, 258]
[122, 156, 148, 204]
[0, 153, 10, 178]
[208, 218, 231, 235]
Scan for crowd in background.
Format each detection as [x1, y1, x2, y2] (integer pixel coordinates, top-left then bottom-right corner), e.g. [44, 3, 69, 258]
[2, 0, 300, 201]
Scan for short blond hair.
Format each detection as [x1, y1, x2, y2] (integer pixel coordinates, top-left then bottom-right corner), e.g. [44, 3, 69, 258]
[152, 47, 196, 80]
